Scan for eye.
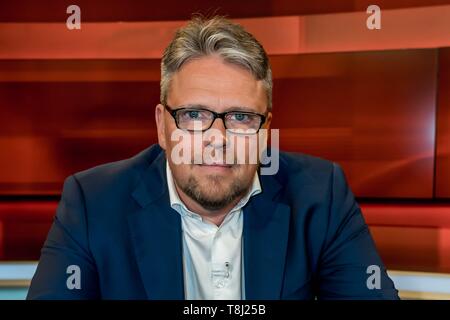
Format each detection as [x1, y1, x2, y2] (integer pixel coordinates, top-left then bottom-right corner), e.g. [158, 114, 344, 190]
[231, 113, 250, 122]
[179, 109, 210, 121]
[187, 110, 200, 119]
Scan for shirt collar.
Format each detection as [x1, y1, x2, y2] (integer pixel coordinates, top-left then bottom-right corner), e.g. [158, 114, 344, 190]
[165, 161, 261, 219]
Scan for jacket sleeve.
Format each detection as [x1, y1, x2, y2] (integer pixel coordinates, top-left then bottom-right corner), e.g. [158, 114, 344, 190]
[317, 163, 399, 300]
[27, 175, 100, 299]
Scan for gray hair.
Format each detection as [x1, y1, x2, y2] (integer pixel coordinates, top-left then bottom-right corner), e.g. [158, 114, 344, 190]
[160, 15, 272, 110]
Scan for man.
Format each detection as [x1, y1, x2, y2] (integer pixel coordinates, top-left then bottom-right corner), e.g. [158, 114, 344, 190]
[27, 16, 399, 300]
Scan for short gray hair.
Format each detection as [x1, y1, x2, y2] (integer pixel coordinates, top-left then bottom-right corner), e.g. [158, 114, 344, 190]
[160, 15, 272, 110]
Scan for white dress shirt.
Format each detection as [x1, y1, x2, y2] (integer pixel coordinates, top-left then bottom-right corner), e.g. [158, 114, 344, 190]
[166, 161, 261, 300]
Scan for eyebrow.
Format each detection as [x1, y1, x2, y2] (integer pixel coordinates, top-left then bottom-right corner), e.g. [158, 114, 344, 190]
[179, 104, 258, 113]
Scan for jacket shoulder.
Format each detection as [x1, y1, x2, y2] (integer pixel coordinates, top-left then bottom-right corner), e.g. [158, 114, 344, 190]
[70, 144, 163, 198]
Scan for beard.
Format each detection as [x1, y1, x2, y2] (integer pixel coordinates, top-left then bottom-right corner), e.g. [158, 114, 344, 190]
[177, 171, 253, 211]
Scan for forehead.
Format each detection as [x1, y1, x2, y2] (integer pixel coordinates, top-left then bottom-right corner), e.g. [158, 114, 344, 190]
[168, 55, 267, 113]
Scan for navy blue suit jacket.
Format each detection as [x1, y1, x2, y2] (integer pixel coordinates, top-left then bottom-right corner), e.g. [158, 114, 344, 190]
[27, 144, 399, 299]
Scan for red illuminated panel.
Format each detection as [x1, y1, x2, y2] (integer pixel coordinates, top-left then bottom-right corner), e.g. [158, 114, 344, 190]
[1, 199, 450, 270]
[369, 226, 441, 272]
[0, 81, 160, 195]
[0, 50, 438, 197]
[271, 50, 437, 198]
[0, 59, 162, 82]
[362, 203, 450, 228]
[361, 203, 450, 273]
[436, 48, 450, 198]
[1, 6, 450, 59]
[0, 201, 56, 260]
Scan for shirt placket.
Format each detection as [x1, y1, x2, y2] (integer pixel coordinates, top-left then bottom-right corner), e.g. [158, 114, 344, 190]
[210, 228, 231, 298]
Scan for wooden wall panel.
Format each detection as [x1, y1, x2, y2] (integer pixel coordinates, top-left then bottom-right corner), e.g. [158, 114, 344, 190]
[271, 49, 437, 198]
[436, 48, 450, 198]
[369, 226, 441, 272]
[0, 49, 439, 197]
[2, 7, 450, 59]
[0, 201, 55, 260]
[0, 82, 159, 194]
[1, 0, 449, 22]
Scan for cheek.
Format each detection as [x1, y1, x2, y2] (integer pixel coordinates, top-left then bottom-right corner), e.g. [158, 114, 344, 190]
[167, 130, 200, 162]
[171, 163, 192, 184]
[231, 136, 260, 163]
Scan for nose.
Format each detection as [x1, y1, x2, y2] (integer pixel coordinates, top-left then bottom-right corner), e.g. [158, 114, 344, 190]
[205, 117, 227, 149]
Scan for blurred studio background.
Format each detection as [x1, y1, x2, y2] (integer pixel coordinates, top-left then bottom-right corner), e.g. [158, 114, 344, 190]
[0, 0, 449, 299]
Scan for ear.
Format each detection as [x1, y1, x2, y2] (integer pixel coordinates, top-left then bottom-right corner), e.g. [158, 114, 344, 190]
[264, 111, 272, 129]
[155, 104, 167, 150]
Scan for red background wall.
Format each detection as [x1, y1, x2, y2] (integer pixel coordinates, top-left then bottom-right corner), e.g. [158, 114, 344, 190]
[0, 0, 449, 272]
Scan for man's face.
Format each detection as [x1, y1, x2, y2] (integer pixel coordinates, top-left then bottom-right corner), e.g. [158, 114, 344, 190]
[155, 55, 271, 212]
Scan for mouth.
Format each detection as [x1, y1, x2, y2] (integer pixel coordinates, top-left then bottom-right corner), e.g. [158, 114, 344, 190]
[198, 163, 233, 167]
[195, 163, 234, 172]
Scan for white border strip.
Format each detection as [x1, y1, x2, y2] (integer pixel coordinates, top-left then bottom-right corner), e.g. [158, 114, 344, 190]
[388, 271, 450, 294]
[0, 262, 37, 281]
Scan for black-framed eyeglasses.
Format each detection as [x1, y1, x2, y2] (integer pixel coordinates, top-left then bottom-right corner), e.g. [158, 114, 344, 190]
[164, 104, 267, 134]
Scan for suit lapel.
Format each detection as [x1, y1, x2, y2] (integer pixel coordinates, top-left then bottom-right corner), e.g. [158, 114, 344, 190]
[243, 173, 291, 299]
[127, 151, 184, 300]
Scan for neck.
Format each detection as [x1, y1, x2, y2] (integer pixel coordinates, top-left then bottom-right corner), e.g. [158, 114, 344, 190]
[174, 183, 242, 226]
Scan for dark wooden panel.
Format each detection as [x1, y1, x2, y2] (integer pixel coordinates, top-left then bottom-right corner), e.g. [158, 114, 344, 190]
[436, 48, 450, 198]
[2, 11, 449, 60]
[0, 201, 56, 260]
[361, 202, 450, 273]
[0, 0, 349, 22]
[2, 0, 449, 22]
[0, 59, 162, 82]
[369, 226, 442, 272]
[271, 50, 437, 198]
[0, 82, 160, 194]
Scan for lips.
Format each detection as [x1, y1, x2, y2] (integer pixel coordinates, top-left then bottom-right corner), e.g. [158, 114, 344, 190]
[198, 163, 233, 167]
[195, 162, 235, 171]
